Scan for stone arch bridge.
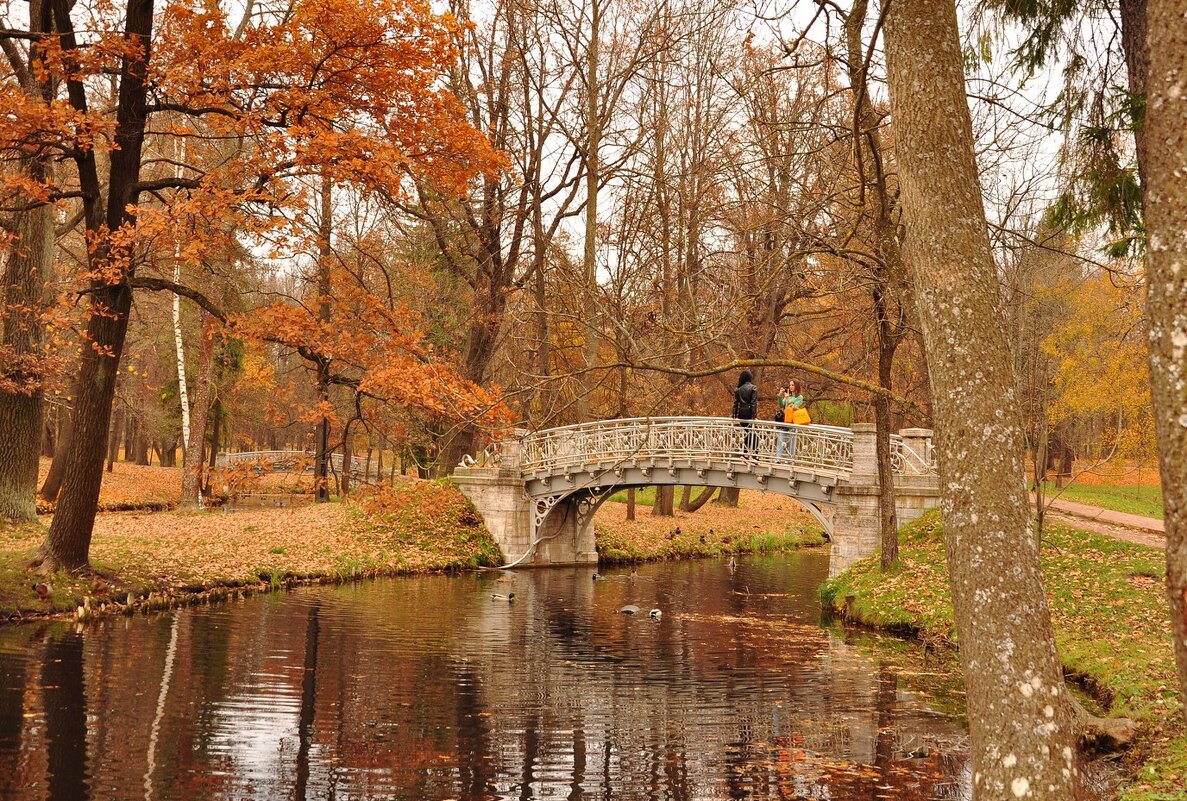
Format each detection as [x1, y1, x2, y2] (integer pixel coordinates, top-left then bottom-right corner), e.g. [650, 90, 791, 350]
[453, 418, 939, 576]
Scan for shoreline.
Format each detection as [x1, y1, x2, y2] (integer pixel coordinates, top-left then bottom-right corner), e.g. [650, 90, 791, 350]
[819, 512, 1183, 801]
[0, 482, 825, 626]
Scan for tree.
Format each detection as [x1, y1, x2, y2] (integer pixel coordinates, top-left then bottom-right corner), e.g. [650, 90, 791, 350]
[879, 0, 1081, 797]
[21, 0, 496, 570]
[1144, 0, 1187, 724]
[0, 0, 56, 522]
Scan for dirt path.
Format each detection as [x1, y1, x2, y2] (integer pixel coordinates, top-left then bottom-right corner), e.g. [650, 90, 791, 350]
[1042, 509, 1166, 549]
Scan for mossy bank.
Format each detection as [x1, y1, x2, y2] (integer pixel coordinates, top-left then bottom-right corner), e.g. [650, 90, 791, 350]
[820, 512, 1184, 801]
[1, 483, 822, 624]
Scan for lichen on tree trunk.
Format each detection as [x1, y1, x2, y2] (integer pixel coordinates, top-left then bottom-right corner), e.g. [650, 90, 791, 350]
[1144, 0, 1187, 727]
[880, 0, 1082, 797]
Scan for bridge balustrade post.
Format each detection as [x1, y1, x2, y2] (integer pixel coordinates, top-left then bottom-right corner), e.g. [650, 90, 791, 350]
[894, 427, 939, 528]
[498, 438, 523, 471]
[831, 424, 880, 576]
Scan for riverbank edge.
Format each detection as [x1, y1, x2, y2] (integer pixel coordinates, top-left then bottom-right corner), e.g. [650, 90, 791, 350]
[0, 482, 825, 626]
[818, 512, 1185, 801]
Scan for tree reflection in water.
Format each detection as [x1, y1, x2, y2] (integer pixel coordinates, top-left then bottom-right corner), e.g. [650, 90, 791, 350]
[0, 552, 972, 800]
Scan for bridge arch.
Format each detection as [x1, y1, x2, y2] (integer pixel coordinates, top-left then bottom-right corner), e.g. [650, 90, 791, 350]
[453, 417, 939, 575]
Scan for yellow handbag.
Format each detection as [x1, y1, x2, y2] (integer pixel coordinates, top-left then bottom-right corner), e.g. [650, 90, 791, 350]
[791, 406, 812, 425]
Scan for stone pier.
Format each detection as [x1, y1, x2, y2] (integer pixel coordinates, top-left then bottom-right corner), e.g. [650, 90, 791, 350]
[453, 441, 598, 567]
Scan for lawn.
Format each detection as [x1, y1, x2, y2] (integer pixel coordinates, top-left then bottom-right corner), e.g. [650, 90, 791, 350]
[0, 480, 501, 620]
[821, 512, 1182, 801]
[1042, 481, 1165, 520]
[607, 485, 714, 506]
[595, 490, 825, 562]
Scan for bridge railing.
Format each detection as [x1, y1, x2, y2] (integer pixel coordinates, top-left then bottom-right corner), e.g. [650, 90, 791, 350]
[520, 417, 856, 478]
[890, 436, 937, 475]
[215, 450, 349, 474]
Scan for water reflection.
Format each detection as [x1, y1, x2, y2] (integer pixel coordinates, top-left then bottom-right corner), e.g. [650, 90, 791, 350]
[0, 552, 970, 800]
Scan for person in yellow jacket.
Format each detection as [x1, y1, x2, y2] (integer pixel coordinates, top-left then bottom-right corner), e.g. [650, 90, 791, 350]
[775, 379, 806, 462]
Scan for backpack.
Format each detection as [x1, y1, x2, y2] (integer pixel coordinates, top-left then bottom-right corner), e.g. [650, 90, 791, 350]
[736, 384, 757, 419]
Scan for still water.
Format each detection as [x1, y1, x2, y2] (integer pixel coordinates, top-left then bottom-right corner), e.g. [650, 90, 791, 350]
[0, 552, 970, 800]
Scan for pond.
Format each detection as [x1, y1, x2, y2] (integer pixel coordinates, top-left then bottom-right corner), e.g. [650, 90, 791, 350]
[0, 551, 971, 800]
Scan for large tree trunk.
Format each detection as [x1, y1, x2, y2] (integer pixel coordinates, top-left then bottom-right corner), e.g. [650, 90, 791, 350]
[0, 197, 53, 522]
[40, 0, 155, 571]
[180, 314, 216, 509]
[1144, 0, 1187, 725]
[880, 1, 1081, 797]
[0, 0, 54, 522]
[42, 285, 135, 569]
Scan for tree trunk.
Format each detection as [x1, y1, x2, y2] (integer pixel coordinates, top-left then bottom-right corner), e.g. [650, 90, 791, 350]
[40, 0, 156, 571]
[206, 396, 222, 479]
[131, 423, 149, 466]
[626, 488, 636, 521]
[714, 486, 739, 507]
[874, 291, 900, 570]
[41, 405, 56, 458]
[39, 403, 72, 501]
[314, 173, 332, 502]
[340, 420, 353, 497]
[1119, 0, 1150, 196]
[578, 0, 601, 420]
[651, 485, 674, 517]
[0, 0, 54, 521]
[122, 412, 135, 462]
[172, 270, 190, 454]
[881, 0, 1081, 796]
[1143, 0, 1187, 725]
[685, 486, 717, 513]
[106, 407, 122, 473]
[678, 485, 692, 512]
[180, 314, 216, 509]
[0, 197, 53, 522]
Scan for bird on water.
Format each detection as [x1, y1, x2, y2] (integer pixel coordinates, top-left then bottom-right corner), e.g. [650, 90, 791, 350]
[491, 592, 515, 601]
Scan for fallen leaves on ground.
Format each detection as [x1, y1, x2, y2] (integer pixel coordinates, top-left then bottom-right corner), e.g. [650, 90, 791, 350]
[822, 512, 1181, 801]
[0, 479, 499, 620]
[595, 492, 826, 562]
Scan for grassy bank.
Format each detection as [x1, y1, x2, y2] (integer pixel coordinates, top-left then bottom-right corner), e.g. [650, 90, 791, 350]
[595, 491, 826, 563]
[1, 483, 822, 623]
[821, 512, 1182, 801]
[0, 480, 500, 621]
[1042, 482, 1165, 520]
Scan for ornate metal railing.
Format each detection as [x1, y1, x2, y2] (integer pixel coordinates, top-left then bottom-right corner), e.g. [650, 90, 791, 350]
[519, 417, 856, 478]
[215, 450, 349, 474]
[889, 436, 937, 475]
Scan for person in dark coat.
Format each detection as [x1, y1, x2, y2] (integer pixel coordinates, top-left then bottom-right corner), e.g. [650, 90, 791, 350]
[732, 370, 758, 457]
